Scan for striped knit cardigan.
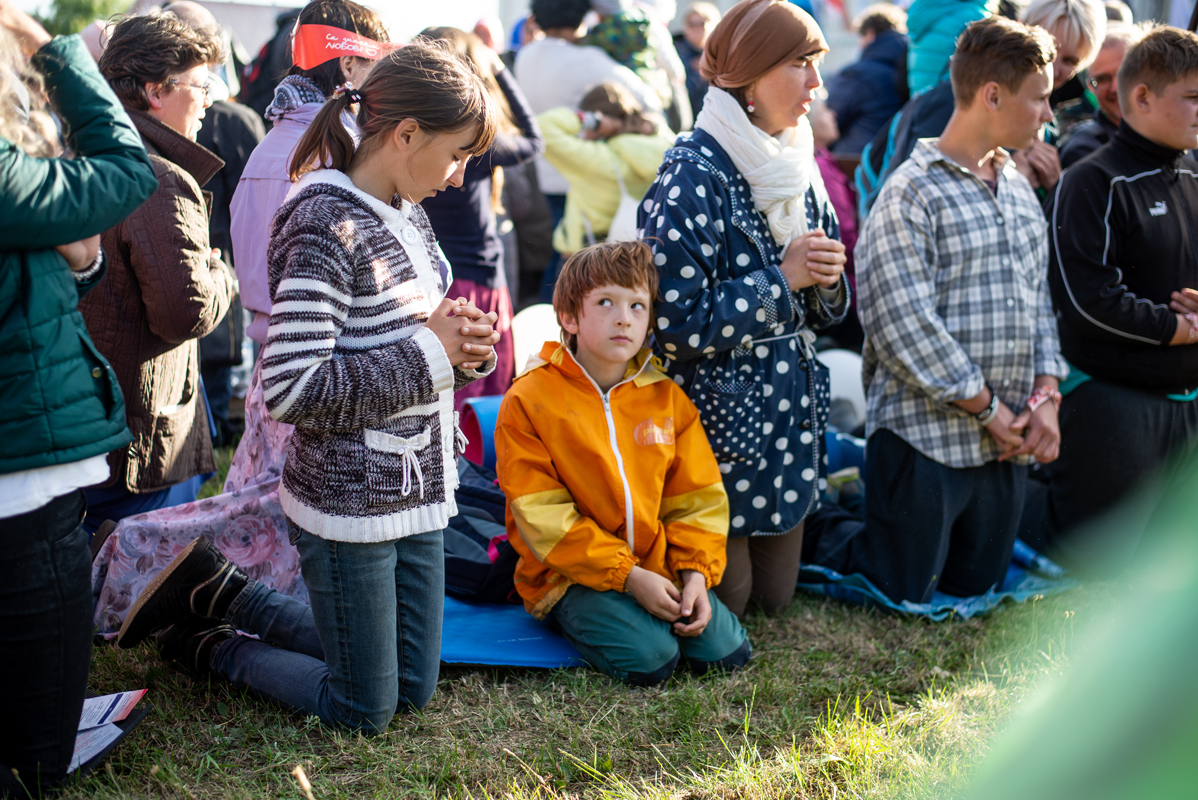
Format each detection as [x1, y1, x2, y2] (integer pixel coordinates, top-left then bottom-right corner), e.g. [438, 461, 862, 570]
[262, 169, 494, 542]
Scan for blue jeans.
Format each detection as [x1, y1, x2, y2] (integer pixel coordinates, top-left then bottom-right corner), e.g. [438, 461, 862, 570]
[212, 522, 444, 734]
[550, 584, 750, 685]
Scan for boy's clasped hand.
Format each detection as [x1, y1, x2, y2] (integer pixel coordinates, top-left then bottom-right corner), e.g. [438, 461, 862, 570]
[625, 567, 712, 637]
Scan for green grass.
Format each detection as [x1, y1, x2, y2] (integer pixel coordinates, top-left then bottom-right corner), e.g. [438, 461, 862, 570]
[72, 447, 1117, 799]
[195, 445, 236, 501]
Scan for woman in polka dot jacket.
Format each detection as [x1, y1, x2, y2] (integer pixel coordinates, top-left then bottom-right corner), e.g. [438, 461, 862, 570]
[638, 0, 848, 618]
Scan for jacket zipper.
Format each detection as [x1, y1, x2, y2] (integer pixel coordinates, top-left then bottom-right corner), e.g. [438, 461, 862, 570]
[1175, 172, 1198, 305]
[601, 391, 637, 551]
[1175, 171, 1198, 395]
[569, 351, 647, 551]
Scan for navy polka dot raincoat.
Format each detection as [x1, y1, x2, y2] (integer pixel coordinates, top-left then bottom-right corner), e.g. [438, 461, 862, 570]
[638, 128, 849, 538]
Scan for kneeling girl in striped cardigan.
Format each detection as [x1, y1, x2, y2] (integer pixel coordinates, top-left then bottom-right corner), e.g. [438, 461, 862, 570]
[116, 41, 501, 734]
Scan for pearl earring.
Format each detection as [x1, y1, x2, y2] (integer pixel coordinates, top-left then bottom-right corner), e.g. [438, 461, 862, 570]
[747, 98, 755, 113]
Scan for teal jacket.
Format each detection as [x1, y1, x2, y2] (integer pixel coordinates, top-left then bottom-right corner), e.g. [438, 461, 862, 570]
[906, 0, 995, 95]
[0, 35, 158, 475]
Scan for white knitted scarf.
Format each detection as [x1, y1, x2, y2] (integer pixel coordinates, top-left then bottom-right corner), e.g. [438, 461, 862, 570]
[694, 86, 829, 249]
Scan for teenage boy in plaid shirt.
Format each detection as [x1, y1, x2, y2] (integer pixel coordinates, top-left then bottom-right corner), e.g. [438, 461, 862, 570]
[816, 18, 1070, 604]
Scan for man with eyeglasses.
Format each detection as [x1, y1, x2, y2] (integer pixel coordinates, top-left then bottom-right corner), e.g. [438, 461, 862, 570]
[1059, 23, 1145, 167]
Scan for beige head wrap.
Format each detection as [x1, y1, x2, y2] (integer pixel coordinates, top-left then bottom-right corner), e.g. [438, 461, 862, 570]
[699, 0, 827, 89]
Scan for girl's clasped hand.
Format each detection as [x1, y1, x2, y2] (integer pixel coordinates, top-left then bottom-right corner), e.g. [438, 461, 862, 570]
[426, 295, 500, 370]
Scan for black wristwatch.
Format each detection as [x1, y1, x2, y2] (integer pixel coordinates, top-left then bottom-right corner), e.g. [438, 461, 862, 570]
[975, 387, 1000, 425]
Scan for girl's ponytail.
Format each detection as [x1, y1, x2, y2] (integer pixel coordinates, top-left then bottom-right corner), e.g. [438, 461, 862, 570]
[288, 40, 499, 183]
[289, 89, 360, 180]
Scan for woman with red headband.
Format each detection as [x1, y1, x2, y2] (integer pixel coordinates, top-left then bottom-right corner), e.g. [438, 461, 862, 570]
[227, 0, 390, 486]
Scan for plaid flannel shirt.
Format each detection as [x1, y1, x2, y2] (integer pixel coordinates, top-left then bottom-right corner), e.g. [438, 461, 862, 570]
[857, 140, 1069, 468]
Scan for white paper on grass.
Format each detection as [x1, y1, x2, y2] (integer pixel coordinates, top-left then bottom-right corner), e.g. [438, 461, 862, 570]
[78, 690, 146, 731]
[69, 724, 123, 773]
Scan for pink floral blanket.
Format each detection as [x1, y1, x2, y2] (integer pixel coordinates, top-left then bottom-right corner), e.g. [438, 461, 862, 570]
[91, 362, 298, 637]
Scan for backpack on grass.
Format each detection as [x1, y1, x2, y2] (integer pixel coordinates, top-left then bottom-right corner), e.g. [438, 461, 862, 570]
[444, 458, 521, 604]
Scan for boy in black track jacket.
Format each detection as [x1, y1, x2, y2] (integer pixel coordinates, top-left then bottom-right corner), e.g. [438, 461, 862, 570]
[1024, 25, 1198, 569]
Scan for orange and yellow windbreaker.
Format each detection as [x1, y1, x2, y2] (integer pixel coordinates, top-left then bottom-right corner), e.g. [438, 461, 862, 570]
[495, 341, 730, 620]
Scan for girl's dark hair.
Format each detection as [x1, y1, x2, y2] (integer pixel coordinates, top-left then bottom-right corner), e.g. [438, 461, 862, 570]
[417, 27, 515, 212]
[289, 40, 500, 180]
[287, 0, 390, 97]
[99, 12, 225, 111]
[417, 27, 515, 131]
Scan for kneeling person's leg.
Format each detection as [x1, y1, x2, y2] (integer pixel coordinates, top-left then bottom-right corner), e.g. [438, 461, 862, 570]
[288, 526, 404, 734]
[679, 590, 751, 674]
[551, 585, 680, 685]
[938, 461, 1025, 598]
[850, 430, 960, 604]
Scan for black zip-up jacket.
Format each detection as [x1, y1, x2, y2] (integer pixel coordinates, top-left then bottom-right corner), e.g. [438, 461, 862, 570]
[1047, 122, 1198, 395]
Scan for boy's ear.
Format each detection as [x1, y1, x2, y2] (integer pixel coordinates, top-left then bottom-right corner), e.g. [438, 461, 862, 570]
[981, 81, 1002, 112]
[1130, 83, 1153, 115]
[558, 310, 580, 336]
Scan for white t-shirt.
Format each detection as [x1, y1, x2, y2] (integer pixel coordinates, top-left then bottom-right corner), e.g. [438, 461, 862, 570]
[514, 37, 662, 195]
[0, 454, 109, 520]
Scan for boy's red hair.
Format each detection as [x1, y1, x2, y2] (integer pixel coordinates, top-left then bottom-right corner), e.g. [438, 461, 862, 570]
[552, 241, 660, 350]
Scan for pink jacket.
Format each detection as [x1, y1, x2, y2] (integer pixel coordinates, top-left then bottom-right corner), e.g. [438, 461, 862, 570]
[229, 102, 323, 344]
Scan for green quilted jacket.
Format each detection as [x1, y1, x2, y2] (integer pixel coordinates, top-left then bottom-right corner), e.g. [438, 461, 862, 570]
[0, 35, 158, 475]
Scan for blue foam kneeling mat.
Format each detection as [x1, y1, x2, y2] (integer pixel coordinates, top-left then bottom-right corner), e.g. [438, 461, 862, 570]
[441, 596, 587, 667]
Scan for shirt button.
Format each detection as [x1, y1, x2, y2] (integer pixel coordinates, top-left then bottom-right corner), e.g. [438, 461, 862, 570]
[1007, 340, 1016, 349]
[997, 216, 1005, 225]
[91, 367, 102, 378]
[1002, 257, 1011, 266]
[1002, 378, 1011, 387]
[1006, 298, 1015, 307]
[401, 227, 419, 244]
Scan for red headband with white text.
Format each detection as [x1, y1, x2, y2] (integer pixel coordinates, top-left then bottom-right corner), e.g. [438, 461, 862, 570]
[291, 24, 399, 70]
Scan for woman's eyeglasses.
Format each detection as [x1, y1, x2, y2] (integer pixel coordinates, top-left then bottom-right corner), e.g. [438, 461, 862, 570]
[167, 78, 212, 98]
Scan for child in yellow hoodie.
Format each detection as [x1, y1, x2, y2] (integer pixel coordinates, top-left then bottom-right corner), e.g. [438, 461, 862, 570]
[538, 83, 677, 256]
[495, 241, 750, 686]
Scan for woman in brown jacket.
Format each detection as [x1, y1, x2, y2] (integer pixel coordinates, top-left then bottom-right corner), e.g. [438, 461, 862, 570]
[80, 12, 236, 529]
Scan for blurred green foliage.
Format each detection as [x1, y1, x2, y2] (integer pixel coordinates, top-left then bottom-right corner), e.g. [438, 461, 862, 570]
[36, 0, 126, 37]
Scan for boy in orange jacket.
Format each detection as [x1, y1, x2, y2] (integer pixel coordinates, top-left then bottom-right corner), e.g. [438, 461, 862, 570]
[495, 241, 751, 685]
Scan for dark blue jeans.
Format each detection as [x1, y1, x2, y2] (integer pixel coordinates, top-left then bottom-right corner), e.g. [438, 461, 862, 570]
[0, 490, 92, 799]
[212, 523, 444, 734]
